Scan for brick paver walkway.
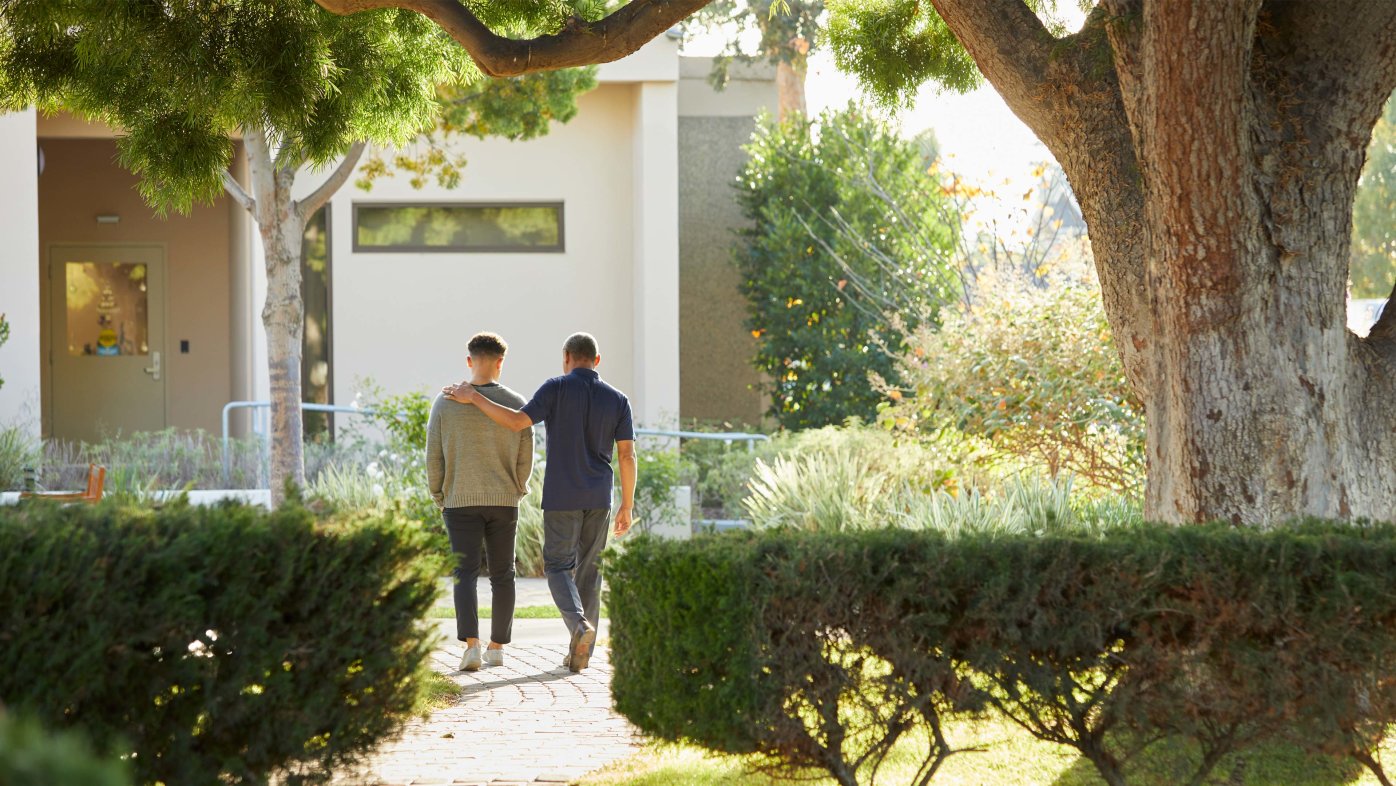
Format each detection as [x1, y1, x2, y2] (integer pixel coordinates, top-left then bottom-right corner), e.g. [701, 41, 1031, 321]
[335, 639, 640, 785]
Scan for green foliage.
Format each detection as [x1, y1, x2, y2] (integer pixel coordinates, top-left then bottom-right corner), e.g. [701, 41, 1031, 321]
[883, 274, 1145, 497]
[358, 67, 599, 190]
[681, 423, 991, 522]
[825, 0, 1081, 108]
[0, 713, 130, 786]
[1351, 91, 1396, 298]
[826, 0, 981, 106]
[742, 428, 965, 530]
[631, 449, 685, 532]
[0, 0, 473, 213]
[682, 0, 824, 86]
[608, 522, 1396, 786]
[365, 386, 434, 456]
[675, 426, 771, 518]
[0, 426, 38, 492]
[0, 499, 438, 785]
[736, 106, 959, 429]
[14, 428, 372, 492]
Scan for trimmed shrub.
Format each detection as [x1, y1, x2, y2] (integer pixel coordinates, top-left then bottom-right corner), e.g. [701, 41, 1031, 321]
[0, 500, 438, 785]
[607, 524, 1396, 786]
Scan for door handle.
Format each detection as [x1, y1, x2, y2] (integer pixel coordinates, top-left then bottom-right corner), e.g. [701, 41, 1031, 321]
[143, 351, 161, 381]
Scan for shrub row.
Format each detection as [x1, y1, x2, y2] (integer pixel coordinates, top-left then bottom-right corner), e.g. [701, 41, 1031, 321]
[0, 500, 438, 785]
[607, 524, 1396, 786]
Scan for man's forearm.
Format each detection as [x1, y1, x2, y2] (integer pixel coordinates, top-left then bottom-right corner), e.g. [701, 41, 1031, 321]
[619, 454, 637, 511]
[473, 391, 533, 431]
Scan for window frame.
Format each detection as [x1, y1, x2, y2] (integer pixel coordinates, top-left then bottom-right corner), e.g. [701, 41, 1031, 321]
[351, 201, 566, 254]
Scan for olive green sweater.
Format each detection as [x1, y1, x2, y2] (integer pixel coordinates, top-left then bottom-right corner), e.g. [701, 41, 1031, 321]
[425, 383, 534, 509]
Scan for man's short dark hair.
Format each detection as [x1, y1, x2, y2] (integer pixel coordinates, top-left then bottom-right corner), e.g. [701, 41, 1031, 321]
[563, 332, 599, 362]
[468, 332, 508, 359]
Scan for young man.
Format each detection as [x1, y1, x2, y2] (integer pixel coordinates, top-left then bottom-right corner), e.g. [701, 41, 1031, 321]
[426, 332, 534, 672]
[444, 332, 636, 673]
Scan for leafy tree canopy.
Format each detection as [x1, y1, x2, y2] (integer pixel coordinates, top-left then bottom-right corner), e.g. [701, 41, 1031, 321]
[683, 0, 824, 87]
[0, 0, 598, 212]
[825, 0, 1083, 105]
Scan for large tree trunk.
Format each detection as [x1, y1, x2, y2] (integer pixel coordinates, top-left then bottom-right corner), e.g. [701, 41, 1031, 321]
[1115, 0, 1396, 523]
[929, 0, 1396, 524]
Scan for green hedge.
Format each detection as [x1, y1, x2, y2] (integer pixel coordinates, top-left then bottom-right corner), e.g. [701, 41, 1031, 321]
[0, 500, 438, 785]
[607, 524, 1396, 786]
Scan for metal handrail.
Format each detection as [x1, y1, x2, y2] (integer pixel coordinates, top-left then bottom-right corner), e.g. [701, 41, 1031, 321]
[221, 400, 384, 487]
[221, 400, 771, 487]
[633, 428, 770, 451]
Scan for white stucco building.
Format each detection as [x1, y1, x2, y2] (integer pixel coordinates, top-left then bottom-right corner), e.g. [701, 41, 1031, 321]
[0, 38, 776, 444]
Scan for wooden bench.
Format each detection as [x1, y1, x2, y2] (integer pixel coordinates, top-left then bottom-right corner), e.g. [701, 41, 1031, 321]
[19, 464, 106, 504]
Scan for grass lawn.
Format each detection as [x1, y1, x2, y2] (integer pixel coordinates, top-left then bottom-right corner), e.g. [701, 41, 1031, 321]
[578, 717, 1396, 786]
[414, 671, 463, 715]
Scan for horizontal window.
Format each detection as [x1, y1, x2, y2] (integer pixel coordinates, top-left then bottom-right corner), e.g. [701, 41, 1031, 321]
[353, 203, 565, 253]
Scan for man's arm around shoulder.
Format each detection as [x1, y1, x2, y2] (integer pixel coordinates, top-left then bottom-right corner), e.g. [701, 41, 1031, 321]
[442, 383, 533, 431]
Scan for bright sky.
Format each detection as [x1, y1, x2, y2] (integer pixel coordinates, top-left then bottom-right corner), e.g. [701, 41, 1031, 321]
[681, 5, 1091, 232]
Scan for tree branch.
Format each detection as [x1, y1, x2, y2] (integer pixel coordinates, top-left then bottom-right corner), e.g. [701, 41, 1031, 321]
[243, 125, 279, 225]
[1366, 278, 1396, 357]
[296, 141, 366, 221]
[221, 170, 255, 213]
[313, 0, 707, 77]
[1261, 0, 1396, 152]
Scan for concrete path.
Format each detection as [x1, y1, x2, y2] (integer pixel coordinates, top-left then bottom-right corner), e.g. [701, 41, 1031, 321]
[335, 581, 638, 785]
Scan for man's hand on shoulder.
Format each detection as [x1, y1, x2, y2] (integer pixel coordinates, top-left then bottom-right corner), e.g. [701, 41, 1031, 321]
[442, 382, 479, 405]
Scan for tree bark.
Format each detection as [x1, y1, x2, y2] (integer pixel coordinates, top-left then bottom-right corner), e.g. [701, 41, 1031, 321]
[241, 127, 307, 505]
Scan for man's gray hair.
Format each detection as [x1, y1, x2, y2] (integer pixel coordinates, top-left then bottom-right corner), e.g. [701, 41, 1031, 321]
[563, 332, 599, 361]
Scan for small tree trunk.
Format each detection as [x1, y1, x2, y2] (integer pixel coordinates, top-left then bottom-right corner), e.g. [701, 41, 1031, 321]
[243, 129, 307, 505]
[259, 214, 307, 503]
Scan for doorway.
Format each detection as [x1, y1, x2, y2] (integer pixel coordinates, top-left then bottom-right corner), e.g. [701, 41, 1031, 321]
[48, 244, 166, 443]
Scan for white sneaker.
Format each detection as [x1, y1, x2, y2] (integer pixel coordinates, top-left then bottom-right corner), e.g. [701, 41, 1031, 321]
[459, 644, 482, 672]
[483, 648, 504, 667]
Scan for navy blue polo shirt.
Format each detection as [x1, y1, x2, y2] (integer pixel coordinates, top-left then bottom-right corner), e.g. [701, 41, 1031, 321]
[521, 368, 635, 510]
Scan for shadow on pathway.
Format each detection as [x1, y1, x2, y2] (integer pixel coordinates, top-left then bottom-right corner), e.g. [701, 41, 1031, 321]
[334, 640, 639, 786]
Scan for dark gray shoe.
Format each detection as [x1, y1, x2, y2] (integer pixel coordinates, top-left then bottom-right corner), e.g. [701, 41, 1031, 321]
[568, 620, 596, 673]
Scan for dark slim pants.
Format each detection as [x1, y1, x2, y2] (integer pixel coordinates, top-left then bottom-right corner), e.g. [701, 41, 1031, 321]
[442, 505, 517, 644]
[543, 508, 610, 652]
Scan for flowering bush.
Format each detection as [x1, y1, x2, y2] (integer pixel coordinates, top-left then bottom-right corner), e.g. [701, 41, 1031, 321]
[881, 274, 1145, 497]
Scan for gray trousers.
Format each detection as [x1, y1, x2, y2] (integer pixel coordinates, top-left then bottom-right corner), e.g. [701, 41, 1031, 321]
[543, 508, 609, 648]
